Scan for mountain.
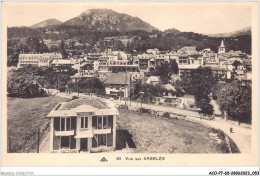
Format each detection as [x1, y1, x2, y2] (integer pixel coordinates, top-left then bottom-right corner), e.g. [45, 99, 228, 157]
[63, 9, 158, 32]
[30, 18, 62, 28]
[206, 27, 251, 37]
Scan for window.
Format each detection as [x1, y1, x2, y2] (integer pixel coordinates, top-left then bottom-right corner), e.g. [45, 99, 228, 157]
[81, 117, 88, 129]
[54, 117, 73, 131]
[66, 118, 70, 131]
[98, 134, 107, 146]
[179, 57, 188, 64]
[103, 116, 107, 129]
[93, 116, 109, 130]
[98, 116, 102, 129]
[61, 118, 65, 131]
[60, 136, 70, 149]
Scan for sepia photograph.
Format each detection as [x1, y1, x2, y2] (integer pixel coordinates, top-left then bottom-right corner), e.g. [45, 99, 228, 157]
[1, 1, 258, 168]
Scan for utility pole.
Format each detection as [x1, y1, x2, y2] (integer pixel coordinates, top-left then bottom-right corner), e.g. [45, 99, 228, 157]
[77, 75, 79, 97]
[57, 74, 59, 94]
[129, 73, 132, 106]
[125, 71, 127, 106]
[8, 137, 11, 153]
[37, 128, 40, 153]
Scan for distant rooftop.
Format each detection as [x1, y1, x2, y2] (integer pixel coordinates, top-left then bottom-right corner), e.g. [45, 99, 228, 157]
[104, 73, 130, 85]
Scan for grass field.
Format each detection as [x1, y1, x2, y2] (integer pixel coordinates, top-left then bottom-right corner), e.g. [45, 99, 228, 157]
[117, 109, 226, 153]
[7, 96, 70, 153]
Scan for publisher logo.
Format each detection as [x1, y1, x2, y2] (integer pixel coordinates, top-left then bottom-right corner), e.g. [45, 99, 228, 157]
[100, 157, 108, 162]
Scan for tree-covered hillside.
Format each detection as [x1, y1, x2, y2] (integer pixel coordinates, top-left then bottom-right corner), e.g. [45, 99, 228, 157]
[7, 25, 251, 59]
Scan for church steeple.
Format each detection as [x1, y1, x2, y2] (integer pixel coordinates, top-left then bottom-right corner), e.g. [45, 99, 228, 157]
[218, 39, 226, 54]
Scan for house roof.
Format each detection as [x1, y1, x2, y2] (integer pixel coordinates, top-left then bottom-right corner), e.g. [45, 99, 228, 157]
[179, 46, 196, 52]
[208, 66, 229, 71]
[104, 73, 130, 85]
[146, 76, 160, 83]
[47, 97, 119, 117]
[51, 59, 72, 65]
[163, 84, 176, 91]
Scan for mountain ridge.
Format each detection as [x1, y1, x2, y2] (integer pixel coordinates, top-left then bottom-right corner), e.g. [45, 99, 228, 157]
[30, 18, 62, 28]
[205, 26, 251, 37]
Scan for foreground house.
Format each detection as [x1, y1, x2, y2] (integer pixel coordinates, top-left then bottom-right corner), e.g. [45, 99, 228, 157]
[47, 98, 119, 153]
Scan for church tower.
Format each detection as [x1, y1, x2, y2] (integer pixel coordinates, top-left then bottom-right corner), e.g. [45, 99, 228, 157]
[218, 40, 226, 54]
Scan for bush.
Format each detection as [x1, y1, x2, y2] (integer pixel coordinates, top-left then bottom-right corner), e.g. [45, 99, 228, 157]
[162, 112, 170, 118]
[58, 86, 66, 92]
[139, 108, 149, 113]
[71, 96, 78, 100]
[119, 105, 128, 109]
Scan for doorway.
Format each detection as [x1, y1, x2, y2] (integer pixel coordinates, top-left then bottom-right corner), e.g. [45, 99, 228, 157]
[80, 138, 88, 151]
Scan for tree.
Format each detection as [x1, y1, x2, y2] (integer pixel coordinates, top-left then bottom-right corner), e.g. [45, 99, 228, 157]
[26, 35, 41, 53]
[39, 39, 49, 53]
[139, 83, 166, 103]
[170, 60, 179, 75]
[59, 40, 68, 59]
[7, 53, 19, 67]
[191, 67, 216, 115]
[7, 67, 44, 97]
[217, 81, 251, 123]
[151, 62, 171, 84]
[175, 76, 194, 95]
[232, 60, 242, 70]
[49, 45, 59, 52]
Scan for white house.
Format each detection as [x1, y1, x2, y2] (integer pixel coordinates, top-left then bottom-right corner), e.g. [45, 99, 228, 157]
[47, 98, 119, 153]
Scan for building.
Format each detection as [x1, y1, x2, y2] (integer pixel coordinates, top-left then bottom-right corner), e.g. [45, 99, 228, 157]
[203, 53, 219, 67]
[47, 98, 119, 153]
[86, 53, 101, 61]
[147, 48, 159, 55]
[108, 60, 139, 73]
[218, 40, 226, 54]
[178, 53, 203, 78]
[17, 53, 62, 68]
[177, 46, 197, 55]
[70, 71, 98, 83]
[50, 59, 74, 72]
[208, 66, 231, 79]
[104, 73, 131, 98]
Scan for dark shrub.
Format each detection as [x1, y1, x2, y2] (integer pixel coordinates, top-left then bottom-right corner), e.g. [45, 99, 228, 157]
[71, 96, 78, 100]
[162, 112, 170, 118]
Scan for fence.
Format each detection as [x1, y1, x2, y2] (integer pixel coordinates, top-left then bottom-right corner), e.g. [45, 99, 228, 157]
[8, 120, 50, 153]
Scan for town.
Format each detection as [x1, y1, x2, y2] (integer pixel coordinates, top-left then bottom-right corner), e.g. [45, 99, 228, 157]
[7, 39, 252, 153]
[6, 8, 252, 154]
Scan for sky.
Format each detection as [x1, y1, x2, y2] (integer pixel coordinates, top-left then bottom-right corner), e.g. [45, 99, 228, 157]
[4, 2, 251, 34]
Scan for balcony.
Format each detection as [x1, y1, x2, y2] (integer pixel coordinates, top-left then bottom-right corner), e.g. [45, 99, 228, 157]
[55, 130, 75, 136]
[93, 128, 111, 134]
[75, 129, 93, 138]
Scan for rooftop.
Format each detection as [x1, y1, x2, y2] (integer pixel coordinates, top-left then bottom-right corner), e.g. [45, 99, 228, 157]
[104, 73, 130, 85]
[61, 98, 108, 110]
[47, 97, 118, 117]
[208, 66, 229, 71]
[147, 76, 160, 83]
